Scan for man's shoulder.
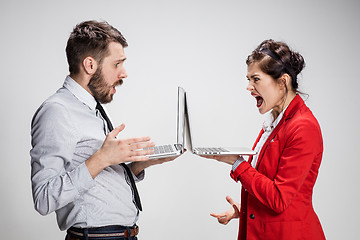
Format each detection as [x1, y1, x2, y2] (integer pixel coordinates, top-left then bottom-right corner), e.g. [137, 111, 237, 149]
[38, 86, 85, 114]
[43, 87, 75, 106]
[32, 87, 77, 124]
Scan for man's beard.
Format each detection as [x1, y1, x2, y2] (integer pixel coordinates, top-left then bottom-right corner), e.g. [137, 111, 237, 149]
[88, 67, 123, 104]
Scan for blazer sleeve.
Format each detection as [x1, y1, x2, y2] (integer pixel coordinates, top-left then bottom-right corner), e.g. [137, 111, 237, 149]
[231, 116, 323, 214]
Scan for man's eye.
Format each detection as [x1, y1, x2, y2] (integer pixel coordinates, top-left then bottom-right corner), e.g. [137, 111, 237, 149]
[115, 63, 119, 67]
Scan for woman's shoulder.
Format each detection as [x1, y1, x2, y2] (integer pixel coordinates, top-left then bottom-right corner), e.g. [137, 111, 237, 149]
[294, 102, 320, 126]
[284, 102, 322, 143]
[285, 95, 320, 128]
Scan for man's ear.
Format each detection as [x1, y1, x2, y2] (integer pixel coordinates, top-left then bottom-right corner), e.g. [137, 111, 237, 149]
[83, 57, 98, 75]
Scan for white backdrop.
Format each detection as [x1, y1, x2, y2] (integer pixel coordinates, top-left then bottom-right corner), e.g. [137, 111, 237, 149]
[1, 0, 359, 239]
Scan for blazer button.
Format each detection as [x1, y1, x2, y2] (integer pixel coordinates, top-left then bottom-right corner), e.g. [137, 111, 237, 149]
[249, 214, 255, 219]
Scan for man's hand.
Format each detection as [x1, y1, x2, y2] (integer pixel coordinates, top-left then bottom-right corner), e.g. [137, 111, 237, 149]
[130, 150, 186, 176]
[210, 196, 240, 225]
[99, 124, 156, 165]
[86, 124, 155, 178]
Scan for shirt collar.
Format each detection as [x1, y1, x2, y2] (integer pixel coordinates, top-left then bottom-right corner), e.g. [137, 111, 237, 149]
[63, 76, 97, 110]
[263, 107, 287, 132]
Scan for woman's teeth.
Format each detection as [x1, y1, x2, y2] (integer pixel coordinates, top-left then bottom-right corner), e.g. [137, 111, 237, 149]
[256, 96, 263, 107]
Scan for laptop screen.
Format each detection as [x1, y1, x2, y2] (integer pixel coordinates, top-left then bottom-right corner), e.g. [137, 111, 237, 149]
[176, 87, 186, 151]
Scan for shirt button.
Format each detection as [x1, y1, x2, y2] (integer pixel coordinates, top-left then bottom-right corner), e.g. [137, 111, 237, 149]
[249, 214, 255, 219]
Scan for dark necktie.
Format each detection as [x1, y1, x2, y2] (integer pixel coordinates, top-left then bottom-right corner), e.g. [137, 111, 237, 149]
[96, 101, 143, 211]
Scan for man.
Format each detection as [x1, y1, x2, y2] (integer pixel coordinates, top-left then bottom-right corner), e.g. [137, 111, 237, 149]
[30, 20, 177, 240]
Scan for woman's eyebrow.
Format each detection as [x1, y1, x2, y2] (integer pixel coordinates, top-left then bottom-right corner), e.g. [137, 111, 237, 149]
[247, 74, 259, 79]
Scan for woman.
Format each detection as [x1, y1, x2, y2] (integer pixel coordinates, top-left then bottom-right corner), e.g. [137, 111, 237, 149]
[205, 40, 325, 239]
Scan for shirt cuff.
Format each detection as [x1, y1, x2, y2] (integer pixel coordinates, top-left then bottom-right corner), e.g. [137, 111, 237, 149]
[133, 169, 145, 182]
[127, 163, 145, 182]
[68, 162, 95, 194]
[232, 156, 246, 172]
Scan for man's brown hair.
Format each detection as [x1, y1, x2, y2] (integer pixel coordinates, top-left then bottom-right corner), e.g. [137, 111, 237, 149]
[66, 20, 128, 75]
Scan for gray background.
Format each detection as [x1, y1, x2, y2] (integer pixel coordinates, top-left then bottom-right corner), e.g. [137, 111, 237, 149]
[1, 0, 359, 239]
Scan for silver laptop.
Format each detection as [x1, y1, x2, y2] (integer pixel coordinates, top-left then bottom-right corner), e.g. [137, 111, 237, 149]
[146, 88, 186, 159]
[181, 87, 256, 156]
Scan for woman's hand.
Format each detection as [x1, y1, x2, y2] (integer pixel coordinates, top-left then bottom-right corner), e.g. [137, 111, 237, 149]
[210, 196, 240, 225]
[201, 154, 239, 165]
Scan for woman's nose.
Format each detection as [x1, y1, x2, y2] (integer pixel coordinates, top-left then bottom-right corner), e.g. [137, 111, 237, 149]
[246, 82, 254, 92]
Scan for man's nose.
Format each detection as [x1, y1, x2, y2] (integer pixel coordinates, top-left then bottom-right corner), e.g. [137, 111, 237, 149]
[119, 67, 128, 79]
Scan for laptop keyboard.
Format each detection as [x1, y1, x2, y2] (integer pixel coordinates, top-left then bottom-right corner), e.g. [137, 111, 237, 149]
[196, 147, 229, 153]
[146, 145, 175, 155]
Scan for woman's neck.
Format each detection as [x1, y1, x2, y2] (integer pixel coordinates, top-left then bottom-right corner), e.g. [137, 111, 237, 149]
[271, 91, 296, 120]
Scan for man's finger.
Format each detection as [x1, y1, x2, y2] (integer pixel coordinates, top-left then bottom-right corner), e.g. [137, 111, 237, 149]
[130, 148, 155, 157]
[123, 136, 152, 144]
[109, 124, 125, 138]
[129, 142, 155, 151]
[126, 155, 150, 162]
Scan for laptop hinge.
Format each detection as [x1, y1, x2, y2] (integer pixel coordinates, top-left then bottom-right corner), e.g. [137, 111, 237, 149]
[174, 144, 183, 151]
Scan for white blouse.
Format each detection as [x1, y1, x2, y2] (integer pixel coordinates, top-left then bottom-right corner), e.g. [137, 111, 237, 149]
[232, 108, 287, 172]
[251, 108, 286, 168]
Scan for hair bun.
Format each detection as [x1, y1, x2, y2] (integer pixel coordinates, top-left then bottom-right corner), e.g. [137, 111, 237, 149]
[290, 51, 305, 76]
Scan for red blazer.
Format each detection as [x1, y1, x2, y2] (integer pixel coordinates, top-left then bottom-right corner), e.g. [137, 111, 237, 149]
[230, 95, 325, 240]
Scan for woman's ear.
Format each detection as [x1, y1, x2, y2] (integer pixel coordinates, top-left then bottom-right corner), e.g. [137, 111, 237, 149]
[83, 57, 98, 75]
[280, 73, 291, 89]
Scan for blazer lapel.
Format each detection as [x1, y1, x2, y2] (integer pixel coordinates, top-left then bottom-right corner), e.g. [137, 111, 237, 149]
[248, 129, 264, 165]
[252, 95, 304, 169]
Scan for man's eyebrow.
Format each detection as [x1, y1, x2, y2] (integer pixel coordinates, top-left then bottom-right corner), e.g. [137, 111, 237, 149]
[115, 57, 127, 62]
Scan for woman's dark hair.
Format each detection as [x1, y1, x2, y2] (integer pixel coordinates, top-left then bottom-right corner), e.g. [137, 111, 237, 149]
[246, 39, 305, 93]
[66, 20, 128, 75]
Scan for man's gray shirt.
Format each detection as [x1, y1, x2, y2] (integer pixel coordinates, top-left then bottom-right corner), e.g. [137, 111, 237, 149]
[30, 76, 142, 231]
